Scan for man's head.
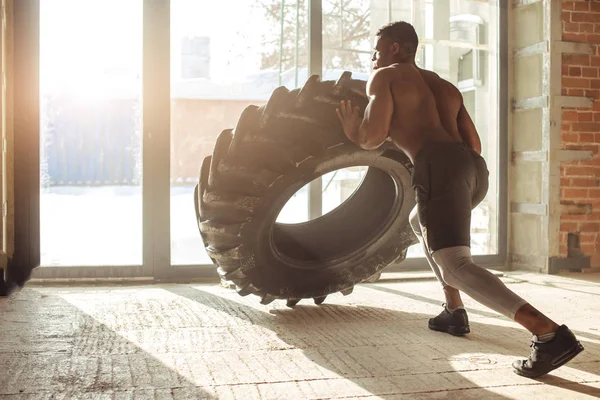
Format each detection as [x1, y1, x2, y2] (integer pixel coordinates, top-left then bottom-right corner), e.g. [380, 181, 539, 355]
[372, 21, 419, 69]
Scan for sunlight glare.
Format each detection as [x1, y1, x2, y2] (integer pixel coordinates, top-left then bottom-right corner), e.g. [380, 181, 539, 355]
[40, 0, 142, 101]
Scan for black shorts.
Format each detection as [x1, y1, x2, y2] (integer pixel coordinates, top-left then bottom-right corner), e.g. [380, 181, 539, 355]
[411, 141, 489, 252]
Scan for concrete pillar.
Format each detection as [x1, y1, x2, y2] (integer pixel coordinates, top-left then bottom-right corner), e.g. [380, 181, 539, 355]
[509, 0, 593, 272]
[485, 2, 499, 255]
[1, 0, 14, 258]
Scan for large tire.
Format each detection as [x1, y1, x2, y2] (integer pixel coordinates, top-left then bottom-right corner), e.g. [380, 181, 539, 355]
[195, 72, 418, 306]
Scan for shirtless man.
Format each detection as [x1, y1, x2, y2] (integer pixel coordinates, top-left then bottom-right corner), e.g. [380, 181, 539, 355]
[336, 21, 584, 378]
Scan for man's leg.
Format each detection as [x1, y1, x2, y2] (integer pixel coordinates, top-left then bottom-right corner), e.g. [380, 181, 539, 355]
[409, 205, 462, 308]
[418, 143, 583, 378]
[409, 206, 447, 286]
[409, 205, 470, 335]
[431, 246, 529, 321]
[431, 245, 584, 378]
[429, 245, 562, 335]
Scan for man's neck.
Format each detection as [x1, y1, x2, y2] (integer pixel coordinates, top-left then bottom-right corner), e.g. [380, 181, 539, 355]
[392, 58, 417, 67]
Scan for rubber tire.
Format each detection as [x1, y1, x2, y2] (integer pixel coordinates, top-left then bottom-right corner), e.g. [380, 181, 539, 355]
[195, 72, 418, 306]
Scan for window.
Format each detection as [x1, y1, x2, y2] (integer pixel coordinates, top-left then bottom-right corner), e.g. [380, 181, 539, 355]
[170, 0, 310, 265]
[39, 0, 143, 266]
[27, 0, 504, 279]
[181, 36, 211, 79]
[324, 0, 500, 258]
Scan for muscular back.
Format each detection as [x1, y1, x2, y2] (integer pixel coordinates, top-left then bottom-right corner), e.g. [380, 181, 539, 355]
[417, 68, 464, 140]
[378, 64, 480, 162]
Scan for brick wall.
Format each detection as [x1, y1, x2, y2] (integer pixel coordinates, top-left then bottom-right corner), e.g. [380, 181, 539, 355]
[561, 0, 600, 266]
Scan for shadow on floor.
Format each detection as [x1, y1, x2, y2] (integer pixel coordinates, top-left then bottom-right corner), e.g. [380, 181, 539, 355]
[505, 272, 600, 297]
[364, 283, 600, 341]
[166, 285, 600, 399]
[0, 290, 217, 399]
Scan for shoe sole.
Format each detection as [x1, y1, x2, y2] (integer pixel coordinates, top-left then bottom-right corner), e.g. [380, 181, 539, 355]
[428, 323, 470, 336]
[513, 342, 585, 379]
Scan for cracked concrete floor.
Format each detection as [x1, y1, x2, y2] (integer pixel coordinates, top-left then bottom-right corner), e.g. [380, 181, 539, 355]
[0, 271, 599, 399]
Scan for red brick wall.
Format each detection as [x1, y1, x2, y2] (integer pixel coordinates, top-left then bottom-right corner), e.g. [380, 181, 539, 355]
[561, 0, 600, 266]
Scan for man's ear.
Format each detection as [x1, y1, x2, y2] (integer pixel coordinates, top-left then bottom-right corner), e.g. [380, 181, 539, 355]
[391, 42, 400, 54]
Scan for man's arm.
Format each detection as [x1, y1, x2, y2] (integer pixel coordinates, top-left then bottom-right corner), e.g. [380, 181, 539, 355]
[355, 69, 394, 150]
[456, 98, 482, 154]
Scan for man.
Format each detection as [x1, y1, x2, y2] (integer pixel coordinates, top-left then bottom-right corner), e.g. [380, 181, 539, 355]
[335, 21, 584, 378]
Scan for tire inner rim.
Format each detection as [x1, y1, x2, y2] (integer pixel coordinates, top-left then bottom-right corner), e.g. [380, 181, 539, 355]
[270, 166, 403, 269]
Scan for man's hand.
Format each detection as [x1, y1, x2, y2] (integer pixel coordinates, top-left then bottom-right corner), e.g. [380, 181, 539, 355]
[336, 100, 363, 144]
[335, 68, 393, 150]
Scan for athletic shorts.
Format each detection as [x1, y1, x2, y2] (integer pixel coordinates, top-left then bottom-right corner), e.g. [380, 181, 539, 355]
[411, 141, 489, 252]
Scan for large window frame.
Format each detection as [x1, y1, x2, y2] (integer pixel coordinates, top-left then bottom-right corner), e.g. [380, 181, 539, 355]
[14, 0, 508, 281]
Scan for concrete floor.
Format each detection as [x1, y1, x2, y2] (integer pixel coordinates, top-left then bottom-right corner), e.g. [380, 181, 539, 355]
[0, 272, 599, 399]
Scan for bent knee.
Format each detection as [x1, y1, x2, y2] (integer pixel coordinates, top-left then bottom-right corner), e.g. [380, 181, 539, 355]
[432, 246, 473, 286]
[409, 208, 422, 236]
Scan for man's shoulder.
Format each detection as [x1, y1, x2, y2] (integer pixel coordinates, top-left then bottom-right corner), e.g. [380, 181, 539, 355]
[367, 67, 396, 92]
[373, 64, 417, 84]
[425, 70, 461, 93]
[372, 65, 399, 78]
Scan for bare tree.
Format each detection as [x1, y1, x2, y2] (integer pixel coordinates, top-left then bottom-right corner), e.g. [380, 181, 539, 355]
[255, 0, 372, 75]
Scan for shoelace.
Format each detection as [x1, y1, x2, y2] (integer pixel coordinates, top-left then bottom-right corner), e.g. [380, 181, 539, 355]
[528, 340, 541, 362]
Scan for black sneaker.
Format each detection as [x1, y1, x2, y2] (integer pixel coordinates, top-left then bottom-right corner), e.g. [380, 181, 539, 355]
[512, 325, 584, 378]
[428, 303, 470, 336]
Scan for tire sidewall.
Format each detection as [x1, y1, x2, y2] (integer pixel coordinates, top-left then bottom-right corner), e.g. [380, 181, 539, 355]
[240, 144, 416, 297]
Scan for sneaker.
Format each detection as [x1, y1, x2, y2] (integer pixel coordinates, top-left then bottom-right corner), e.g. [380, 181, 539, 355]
[512, 325, 584, 378]
[428, 303, 470, 336]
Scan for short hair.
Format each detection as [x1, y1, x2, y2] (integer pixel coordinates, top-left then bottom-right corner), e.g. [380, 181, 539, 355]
[376, 21, 419, 57]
